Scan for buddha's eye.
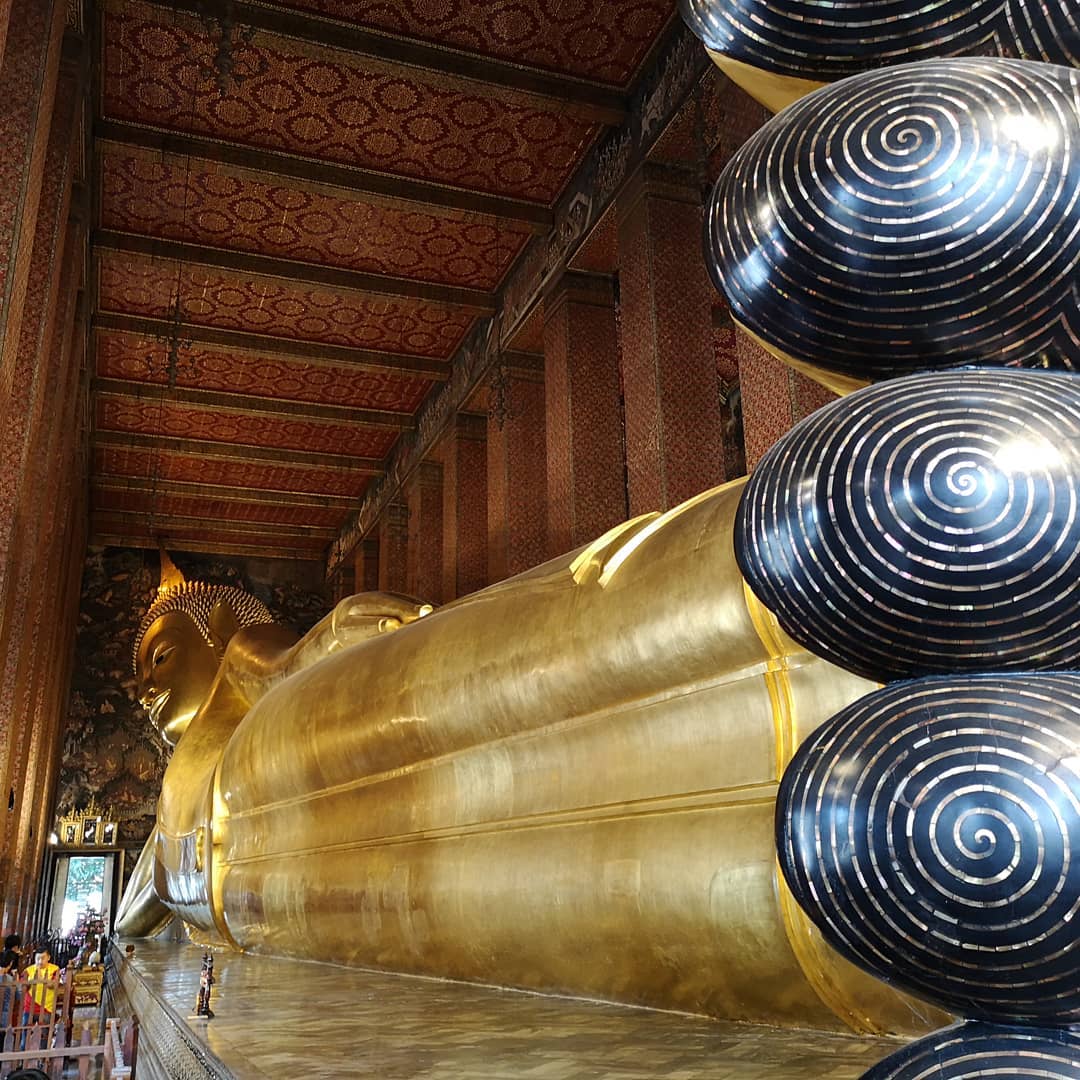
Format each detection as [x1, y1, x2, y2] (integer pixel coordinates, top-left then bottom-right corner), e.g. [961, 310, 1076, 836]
[153, 646, 175, 668]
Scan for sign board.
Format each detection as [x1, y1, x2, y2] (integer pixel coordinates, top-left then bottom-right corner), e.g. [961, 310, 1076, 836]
[71, 968, 103, 1007]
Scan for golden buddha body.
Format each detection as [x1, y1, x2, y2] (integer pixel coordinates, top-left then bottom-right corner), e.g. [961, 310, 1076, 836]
[117, 483, 942, 1036]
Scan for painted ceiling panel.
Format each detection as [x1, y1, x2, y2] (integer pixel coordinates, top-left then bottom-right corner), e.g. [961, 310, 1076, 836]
[100, 148, 532, 290]
[93, 487, 345, 529]
[97, 251, 475, 356]
[102, 1, 599, 203]
[96, 329, 433, 412]
[90, 514, 331, 551]
[96, 393, 399, 458]
[94, 446, 373, 499]
[267, 0, 675, 86]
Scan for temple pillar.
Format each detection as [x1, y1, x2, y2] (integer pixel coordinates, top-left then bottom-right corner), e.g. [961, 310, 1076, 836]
[486, 354, 546, 582]
[617, 163, 725, 513]
[0, 0, 65, 378]
[736, 332, 838, 471]
[332, 563, 356, 604]
[0, 0, 12, 69]
[441, 413, 488, 600]
[712, 302, 746, 479]
[542, 271, 626, 556]
[0, 30, 81, 923]
[406, 461, 443, 604]
[2, 270, 83, 933]
[355, 538, 379, 593]
[377, 502, 409, 595]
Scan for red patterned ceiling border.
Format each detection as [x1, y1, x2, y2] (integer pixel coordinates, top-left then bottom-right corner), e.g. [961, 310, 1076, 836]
[95, 121, 554, 229]
[93, 312, 450, 379]
[261, 0, 675, 90]
[93, 442, 375, 497]
[95, 328, 435, 411]
[89, 532, 329, 560]
[144, 0, 630, 122]
[91, 487, 345, 529]
[88, 527, 328, 561]
[98, 145, 534, 291]
[94, 429, 383, 473]
[96, 250, 477, 357]
[92, 474, 356, 509]
[92, 508, 337, 539]
[328, 20, 708, 574]
[94, 231, 496, 311]
[96, 392, 399, 458]
[94, 377, 415, 430]
[101, 2, 601, 205]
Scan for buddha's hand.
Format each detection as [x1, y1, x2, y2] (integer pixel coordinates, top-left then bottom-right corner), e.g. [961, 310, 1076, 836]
[328, 591, 435, 650]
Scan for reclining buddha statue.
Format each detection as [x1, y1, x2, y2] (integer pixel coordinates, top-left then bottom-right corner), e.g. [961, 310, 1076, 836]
[115, 493, 942, 1037]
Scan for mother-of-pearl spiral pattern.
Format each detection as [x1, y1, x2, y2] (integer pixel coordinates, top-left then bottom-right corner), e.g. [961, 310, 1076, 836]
[707, 58, 1080, 381]
[778, 673, 1080, 1023]
[862, 1022, 1080, 1079]
[681, 0, 1080, 79]
[735, 369, 1080, 683]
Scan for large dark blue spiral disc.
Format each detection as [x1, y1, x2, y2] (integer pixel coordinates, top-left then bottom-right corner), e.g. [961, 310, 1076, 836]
[736, 369, 1080, 682]
[778, 674, 1080, 1023]
[863, 1022, 1080, 1079]
[681, 1, 1080, 80]
[707, 58, 1080, 380]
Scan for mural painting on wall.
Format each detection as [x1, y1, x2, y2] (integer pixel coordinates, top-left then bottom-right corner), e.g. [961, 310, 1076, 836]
[56, 547, 330, 849]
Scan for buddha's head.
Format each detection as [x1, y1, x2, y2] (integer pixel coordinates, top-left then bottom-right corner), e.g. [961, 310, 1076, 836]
[133, 554, 274, 745]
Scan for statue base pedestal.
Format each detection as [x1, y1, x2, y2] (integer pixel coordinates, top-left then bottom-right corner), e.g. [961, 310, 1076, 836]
[105, 939, 898, 1079]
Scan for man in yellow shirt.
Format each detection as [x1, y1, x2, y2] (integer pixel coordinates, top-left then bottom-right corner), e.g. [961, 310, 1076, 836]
[23, 948, 60, 1018]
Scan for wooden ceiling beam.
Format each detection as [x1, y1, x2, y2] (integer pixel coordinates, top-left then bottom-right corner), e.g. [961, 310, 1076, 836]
[95, 121, 553, 231]
[93, 429, 383, 473]
[93, 313, 450, 380]
[91, 508, 338, 540]
[94, 376, 415, 430]
[89, 533, 326, 561]
[92, 475, 356, 509]
[94, 230, 497, 313]
[140, 0, 627, 126]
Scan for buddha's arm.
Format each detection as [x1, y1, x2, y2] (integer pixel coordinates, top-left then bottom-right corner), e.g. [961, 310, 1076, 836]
[114, 826, 172, 938]
[219, 592, 433, 708]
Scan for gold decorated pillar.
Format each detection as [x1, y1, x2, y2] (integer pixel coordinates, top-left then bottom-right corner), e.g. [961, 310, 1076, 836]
[0, 0, 64, 378]
[736, 332, 838, 470]
[377, 502, 409, 595]
[406, 461, 443, 603]
[0, 0, 11, 69]
[0, 23, 83, 929]
[441, 413, 487, 600]
[331, 564, 356, 604]
[617, 162, 727, 512]
[486, 353, 546, 582]
[542, 271, 626, 555]
[355, 538, 379, 593]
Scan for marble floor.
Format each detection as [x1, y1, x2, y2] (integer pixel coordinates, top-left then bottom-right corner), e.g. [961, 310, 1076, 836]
[120, 941, 900, 1079]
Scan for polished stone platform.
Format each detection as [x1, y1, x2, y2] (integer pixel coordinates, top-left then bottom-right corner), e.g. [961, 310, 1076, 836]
[109, 940, 900, 1079]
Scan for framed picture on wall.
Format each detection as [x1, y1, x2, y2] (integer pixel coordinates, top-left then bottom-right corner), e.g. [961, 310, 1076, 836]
[101, 821, 117, 845]
[63, 822, 77, 845]
[81, 817, 100, 846]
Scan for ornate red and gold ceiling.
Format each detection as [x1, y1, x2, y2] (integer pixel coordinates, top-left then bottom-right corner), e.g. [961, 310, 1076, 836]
[268, 0, 673, 85]
[88, 0, 678, 561]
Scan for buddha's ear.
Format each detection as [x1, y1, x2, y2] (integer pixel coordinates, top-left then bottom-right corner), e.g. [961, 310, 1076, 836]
[208, 600, 242, 658]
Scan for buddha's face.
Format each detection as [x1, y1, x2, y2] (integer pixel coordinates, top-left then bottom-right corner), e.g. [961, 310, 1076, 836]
[135, 611, 220, 745]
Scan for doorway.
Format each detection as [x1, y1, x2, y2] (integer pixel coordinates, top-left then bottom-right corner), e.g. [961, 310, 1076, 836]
[46, 852, 119, 937]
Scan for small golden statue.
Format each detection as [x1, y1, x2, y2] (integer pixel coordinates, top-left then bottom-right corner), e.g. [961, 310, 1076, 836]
[116, 493, 940, 1035]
